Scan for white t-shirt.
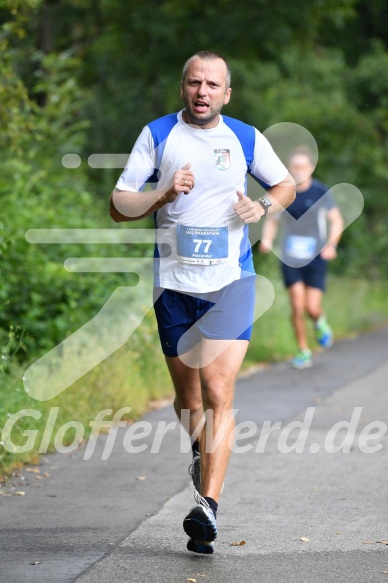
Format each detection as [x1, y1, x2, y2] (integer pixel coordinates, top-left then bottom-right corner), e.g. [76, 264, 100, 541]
[116, 110, 288, 293]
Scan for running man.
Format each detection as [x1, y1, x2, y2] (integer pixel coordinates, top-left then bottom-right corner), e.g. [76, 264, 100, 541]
[259, 147, 344, 369]
[110, 51, 295, 553]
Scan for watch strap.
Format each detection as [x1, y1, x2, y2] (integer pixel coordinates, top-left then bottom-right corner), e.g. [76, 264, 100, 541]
[257, 196, 271, 218]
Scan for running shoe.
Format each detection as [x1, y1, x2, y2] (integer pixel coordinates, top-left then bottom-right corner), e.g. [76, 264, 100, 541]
[188, 454, 201, 493]
[315, 316, 333, 348]
[184, 492, 217, 554]
[187, 538, 214, 554]
[291, 349, 313, 369]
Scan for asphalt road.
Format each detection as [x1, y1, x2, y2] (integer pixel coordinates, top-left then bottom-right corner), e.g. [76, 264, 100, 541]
[1, 327, 388, 583]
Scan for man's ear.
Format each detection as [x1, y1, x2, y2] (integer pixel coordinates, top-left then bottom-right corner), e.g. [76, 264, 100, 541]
[224, 87, 232, 105]
[179, 81, 184, 98]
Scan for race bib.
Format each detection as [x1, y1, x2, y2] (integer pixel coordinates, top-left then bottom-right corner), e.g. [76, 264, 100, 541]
[286, 235, 317, 260]
[176, 225, 229, 265]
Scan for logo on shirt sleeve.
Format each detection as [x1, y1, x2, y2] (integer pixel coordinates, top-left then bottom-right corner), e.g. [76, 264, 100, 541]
[214, 149, 230, 171]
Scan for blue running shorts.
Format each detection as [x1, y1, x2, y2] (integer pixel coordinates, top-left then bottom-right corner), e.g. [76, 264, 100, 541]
[280, 257, 327, 291]
[153, 276, 256, 357]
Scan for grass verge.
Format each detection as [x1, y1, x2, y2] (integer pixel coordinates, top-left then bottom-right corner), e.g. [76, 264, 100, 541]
[0, 311, 171, 475]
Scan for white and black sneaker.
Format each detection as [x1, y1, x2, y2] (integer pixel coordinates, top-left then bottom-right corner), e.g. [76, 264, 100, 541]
[183, 492, 217, 554]
[186, 537, 215, 554]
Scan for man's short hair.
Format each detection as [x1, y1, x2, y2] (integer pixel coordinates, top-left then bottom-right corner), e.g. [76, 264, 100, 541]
[182, 50, 231, 89]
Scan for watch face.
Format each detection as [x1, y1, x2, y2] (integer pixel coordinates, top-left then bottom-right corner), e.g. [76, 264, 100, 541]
[261, 197, 272, 208]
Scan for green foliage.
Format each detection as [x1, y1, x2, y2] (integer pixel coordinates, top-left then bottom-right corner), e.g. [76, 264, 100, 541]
[0, 4, 132, 364]
[320, 0, 388, 64]
[0, 4, 168, 479]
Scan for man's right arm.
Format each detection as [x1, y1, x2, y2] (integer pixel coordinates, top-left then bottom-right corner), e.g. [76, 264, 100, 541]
[110, 188, 171, 222]
[110, 162, 195, 223]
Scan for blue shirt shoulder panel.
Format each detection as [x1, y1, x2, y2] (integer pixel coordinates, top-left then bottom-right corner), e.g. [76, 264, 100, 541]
[145, 113, 179, 184]
[222, 115, 255, 170]
[147, 113, 179, 148]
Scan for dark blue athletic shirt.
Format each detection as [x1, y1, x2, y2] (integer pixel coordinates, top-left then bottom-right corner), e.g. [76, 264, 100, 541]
[280, 179, 335, 268]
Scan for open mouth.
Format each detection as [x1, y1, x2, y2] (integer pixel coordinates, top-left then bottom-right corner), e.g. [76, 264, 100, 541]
[193, 100, 209, 113]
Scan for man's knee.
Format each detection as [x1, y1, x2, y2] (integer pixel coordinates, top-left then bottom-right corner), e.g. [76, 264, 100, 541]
[201, 381, 234, 412]
[306, 299, 322, 320]
[174, 394, 202, 416]
[306, 306, 321, 320]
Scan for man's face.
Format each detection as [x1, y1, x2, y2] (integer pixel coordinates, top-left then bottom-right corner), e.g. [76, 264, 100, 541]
[180, 57, 231, 129]
[289, 154, 315, 185]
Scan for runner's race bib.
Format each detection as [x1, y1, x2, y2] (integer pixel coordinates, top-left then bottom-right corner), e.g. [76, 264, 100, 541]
[177, 225, 229, 265]
[286, 235, 317, 260]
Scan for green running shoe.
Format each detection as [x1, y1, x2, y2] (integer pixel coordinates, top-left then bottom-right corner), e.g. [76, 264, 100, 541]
[315, 316, 333, 348]
[291, 349, 313, 369]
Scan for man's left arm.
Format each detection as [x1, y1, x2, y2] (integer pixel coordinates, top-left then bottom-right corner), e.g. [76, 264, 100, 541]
[234, 173, 296, 224]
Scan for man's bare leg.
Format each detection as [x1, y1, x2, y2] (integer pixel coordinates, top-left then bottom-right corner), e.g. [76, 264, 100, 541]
[198, 339, 249, 502]
[166, 339, 248, 500]
[165, 354, 204, 440]
[288, 282, 308, 350]
[170, 338, 249, 553]
[166, 337, 249, 554]
[305, 286, 323, 321]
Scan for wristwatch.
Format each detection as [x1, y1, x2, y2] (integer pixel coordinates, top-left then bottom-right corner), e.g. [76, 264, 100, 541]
[257, 196, 272, 218]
